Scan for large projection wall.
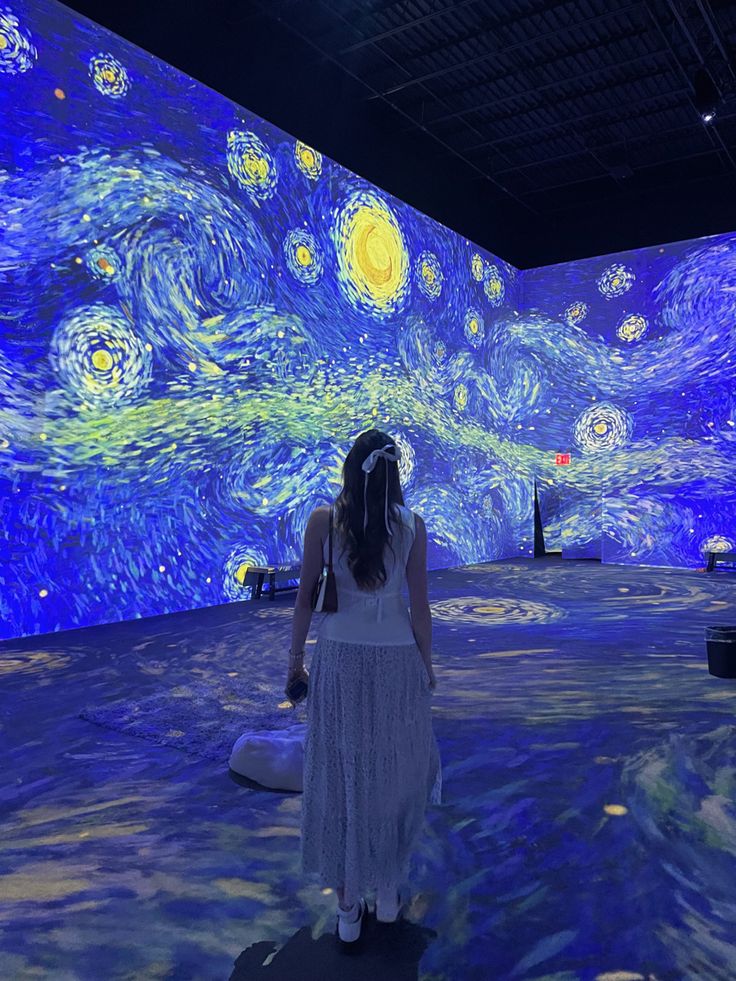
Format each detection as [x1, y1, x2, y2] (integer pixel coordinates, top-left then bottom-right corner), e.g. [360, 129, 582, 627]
[3, 2, 734, 641]
[523, 234, 736, 568]
[0, 1, 531, 640]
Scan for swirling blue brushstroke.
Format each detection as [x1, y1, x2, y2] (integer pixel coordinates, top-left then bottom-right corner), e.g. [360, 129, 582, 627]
[0, 0, 529, 638]
[0, 0, 734, 639]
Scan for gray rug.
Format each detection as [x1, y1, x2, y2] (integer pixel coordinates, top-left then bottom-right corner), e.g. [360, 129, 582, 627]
[79, 678, 307, 763]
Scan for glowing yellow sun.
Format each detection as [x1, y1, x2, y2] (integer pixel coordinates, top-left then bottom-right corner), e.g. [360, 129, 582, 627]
[295, 245, 312, 267]
[338, 197, 408, 311]
[91, 349, 113, 371]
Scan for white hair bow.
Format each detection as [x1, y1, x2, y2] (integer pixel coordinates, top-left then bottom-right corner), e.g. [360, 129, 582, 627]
[361, 444, 402, 534]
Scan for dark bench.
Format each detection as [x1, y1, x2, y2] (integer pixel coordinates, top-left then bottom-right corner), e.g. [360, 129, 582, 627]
[706, 550, 736, 572]
[242, 564, 301, 601]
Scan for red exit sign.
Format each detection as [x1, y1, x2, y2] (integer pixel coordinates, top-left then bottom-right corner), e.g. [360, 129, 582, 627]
[555, 453, 571, 466]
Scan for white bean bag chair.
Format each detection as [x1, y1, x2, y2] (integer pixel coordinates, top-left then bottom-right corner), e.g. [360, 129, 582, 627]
[229, 724, 306, 792]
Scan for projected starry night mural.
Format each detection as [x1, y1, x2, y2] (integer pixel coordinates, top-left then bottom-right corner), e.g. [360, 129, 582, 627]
[0, 0, 528, 640]
[523, 238, 736, 567]
[1, 1, 735, 641]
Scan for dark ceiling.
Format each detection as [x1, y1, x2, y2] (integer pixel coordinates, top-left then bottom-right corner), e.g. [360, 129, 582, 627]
[64, 0, 736, 267]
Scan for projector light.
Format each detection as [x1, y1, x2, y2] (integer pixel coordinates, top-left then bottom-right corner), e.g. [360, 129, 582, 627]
[694, 68, 719, 125]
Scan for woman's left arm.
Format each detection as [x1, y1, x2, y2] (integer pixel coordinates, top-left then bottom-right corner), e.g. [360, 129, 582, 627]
[286, 507, 326, 689]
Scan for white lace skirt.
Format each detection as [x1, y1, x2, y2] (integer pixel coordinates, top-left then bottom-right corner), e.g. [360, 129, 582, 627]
[301, 637, 441, 901]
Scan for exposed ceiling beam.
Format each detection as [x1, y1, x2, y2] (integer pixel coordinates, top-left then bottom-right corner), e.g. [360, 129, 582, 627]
[374, 2, 645, 97]
[693, 0, 736, 80]
[316, 0, 518, 169]
[252, 0, 538, 213]
[364, 0, 580, 67]
[432, 65, 676, 148]
[389, 21, 657, 118]
[491, 114, 729, 176]
[340, 0, 484, 54]
[427, 49, 670, 125]
[460, 86, 692, 153]
[649, 0, 736, 171]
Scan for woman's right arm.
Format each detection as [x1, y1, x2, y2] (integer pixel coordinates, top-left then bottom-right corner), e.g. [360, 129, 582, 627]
[406, 514, 436, 688]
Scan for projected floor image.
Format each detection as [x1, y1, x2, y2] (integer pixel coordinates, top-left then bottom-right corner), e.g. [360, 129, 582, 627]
[1, 559, 735, 981]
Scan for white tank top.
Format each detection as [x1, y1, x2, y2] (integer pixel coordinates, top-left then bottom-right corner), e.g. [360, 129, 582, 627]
[318, 504, 417, 647]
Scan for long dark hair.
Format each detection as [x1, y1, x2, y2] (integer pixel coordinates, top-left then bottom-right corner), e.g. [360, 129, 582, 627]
[334, 429, 405, 591]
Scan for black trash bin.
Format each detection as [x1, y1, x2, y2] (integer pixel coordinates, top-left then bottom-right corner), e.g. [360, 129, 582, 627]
[706, 626, 736, 678]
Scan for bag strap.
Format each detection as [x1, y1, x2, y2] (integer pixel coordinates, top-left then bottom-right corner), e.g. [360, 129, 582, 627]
[327, 506, 334, 572]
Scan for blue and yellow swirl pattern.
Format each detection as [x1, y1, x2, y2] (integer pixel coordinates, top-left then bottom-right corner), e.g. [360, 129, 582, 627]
[573, 402, 633, 453]
[597, 263, 635, 298]
[333, 190, 410, 316]
[227, 130, 277, 201]
[0, 0, 734, 639]
[483, 264, 505, 306]
[88, 245, 121, 281]
[415, 250, 443, 300]
[294, 141, 322, 180]
[283, 229, 323, 285]
[464, 308, 484, 347]
[564, 301, 587, 326]
[89, 52, 129, 97]
[617, 313, 648, 342]
[50, 303, 152, 404]
[471, 252, 484, 282]
[0, 7, 36, 73]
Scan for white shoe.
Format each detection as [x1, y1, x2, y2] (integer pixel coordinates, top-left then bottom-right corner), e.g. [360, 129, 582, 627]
[375, 886, 409, 923]
[337, 898, 366, 943]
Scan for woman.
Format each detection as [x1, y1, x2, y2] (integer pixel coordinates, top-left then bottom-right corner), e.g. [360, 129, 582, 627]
[286, 429, 441, 944]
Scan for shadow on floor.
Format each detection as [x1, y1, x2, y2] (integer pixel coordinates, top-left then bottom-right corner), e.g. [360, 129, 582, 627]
[230, 913, 436, 980]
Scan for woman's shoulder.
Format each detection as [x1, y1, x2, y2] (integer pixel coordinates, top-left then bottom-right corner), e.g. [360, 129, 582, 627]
[307, 505, 332, 532]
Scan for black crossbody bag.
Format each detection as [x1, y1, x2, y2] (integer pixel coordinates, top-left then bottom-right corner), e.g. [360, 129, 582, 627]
[310, 506, 338, 613]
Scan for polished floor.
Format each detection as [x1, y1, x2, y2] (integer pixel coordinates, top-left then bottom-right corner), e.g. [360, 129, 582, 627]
[1, 558, 736, 980]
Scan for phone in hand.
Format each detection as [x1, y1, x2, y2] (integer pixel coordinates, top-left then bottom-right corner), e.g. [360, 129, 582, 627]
[286, 676, 308, 704]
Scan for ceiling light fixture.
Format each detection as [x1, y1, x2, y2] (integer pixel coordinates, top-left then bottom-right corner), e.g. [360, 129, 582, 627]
[693, 67, 720, 124]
